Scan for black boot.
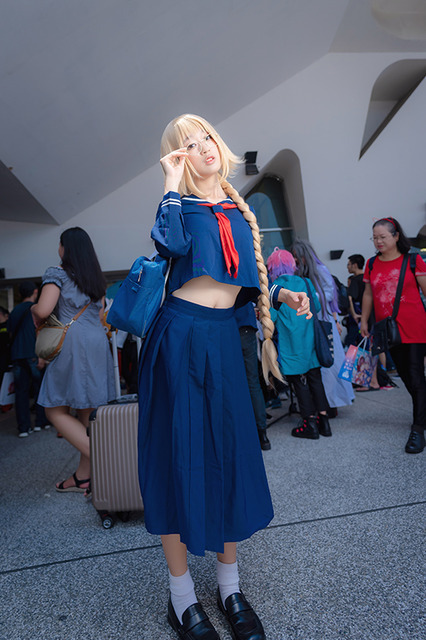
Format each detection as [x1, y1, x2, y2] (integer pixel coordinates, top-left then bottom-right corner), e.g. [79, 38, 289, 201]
[318, 413, 332, 437]
[291, 418, 319, 440]
[258, 429, 271, 451]
[405, 429, 425, 454]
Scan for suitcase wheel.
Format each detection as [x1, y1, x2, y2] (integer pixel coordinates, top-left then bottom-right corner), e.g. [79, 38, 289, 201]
[99, 512, 115, 529]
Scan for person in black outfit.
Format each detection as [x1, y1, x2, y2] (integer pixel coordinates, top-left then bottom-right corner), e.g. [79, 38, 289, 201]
[235, 302, 271, 450]
[345, 254, 365, 346]
[7, 282, 47, 437]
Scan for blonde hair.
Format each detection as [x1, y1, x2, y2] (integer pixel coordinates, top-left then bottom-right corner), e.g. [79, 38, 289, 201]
[160, 114, 241, 199]
[161, 114, 282, 383]
[221, 181, 283, 383]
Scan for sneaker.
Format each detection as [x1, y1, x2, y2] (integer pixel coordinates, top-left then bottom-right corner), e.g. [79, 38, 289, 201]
[42, 424, 51, 430]
[33, 426, 41, 432]
[18, 428, 33, 438]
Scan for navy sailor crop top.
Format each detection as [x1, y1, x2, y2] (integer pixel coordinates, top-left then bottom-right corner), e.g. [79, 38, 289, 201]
[151, 191, 261, 308]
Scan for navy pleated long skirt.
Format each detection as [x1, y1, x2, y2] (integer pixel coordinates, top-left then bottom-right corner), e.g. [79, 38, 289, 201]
[137, 295, 274, 556]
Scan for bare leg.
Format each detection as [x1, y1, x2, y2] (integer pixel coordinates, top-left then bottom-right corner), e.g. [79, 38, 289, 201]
[162, 534, 199, 625]
[217, 542, 237, 565]
[369, 365, 380, 389]
[47, 406, 92, 488]
[161, 534, 188, 576]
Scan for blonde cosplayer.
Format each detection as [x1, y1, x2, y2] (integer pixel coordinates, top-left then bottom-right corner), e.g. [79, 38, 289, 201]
[161, 114, 282, 383]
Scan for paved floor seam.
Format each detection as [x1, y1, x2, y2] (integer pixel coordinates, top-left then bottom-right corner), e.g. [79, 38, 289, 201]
[2, 500, 424, 578]
[266, 499, 426, 530]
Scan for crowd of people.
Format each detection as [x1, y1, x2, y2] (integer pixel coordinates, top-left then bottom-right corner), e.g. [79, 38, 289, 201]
[1, 113, 425, 640]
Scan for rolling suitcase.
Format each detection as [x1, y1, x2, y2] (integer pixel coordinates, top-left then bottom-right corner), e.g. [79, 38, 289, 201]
[89, 330, 143, 529]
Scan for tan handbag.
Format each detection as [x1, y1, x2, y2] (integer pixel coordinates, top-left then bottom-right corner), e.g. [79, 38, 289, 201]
[35, 303, 90, 361]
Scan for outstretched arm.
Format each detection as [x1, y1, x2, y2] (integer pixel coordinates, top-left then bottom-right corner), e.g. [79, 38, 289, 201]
[277, 288, 312, 319]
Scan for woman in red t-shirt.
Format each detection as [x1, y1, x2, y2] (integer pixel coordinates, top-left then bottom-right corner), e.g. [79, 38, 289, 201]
[361, 217, 426, 454]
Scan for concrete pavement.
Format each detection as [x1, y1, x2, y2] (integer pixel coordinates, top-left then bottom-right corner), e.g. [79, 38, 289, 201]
[0, 379, 424, 640]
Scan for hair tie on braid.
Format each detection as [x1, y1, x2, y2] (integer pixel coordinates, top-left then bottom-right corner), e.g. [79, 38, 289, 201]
[221, 180, 283, 384]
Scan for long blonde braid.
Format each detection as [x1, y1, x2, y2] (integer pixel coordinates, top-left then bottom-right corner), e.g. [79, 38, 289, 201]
[221, 180, 283, 383]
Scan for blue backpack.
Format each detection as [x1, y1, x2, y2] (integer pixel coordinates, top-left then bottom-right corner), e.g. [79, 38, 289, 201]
[107, 254, 169, 338]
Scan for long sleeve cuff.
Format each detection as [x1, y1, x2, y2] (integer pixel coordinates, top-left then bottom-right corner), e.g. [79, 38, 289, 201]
[269, 283, 283, 310]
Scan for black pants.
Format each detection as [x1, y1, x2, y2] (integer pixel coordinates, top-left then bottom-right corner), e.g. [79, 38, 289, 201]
[12, 358, 46, 433]
[286, 368, 329, 419]
[390, 343, 426, 430]
[121, 336, 138, 394]
[239, 327, 266, 432]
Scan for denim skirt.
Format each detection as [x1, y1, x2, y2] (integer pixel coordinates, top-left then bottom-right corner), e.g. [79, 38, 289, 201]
[137, 295, 273, 556]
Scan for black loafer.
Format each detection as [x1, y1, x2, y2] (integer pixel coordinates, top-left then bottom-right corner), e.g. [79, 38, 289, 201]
[405, 429, 425, 454]
[168, 597, 219, 639]
[217, 590, 265, 640]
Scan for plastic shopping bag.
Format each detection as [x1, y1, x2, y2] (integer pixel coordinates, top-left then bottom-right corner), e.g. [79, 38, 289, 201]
[0, 370, 15, 407]
[338, 338, 378, 386]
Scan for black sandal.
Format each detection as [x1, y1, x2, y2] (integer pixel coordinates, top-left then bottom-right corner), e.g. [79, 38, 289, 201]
[84, 481, 92, 498]
[56, 472, 91, 493]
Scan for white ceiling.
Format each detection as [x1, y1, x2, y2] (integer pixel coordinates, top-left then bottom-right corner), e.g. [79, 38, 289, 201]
[0, 0, 425, 225]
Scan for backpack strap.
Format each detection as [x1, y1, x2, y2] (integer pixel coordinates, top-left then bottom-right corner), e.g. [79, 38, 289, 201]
[368, 255, 377, 273]
[301, 277, 319, 321]
[409, 252, 417, 277]
[391, 254, 409, 320]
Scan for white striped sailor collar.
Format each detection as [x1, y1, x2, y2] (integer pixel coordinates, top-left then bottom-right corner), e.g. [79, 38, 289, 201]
[182, 195, 234, 206]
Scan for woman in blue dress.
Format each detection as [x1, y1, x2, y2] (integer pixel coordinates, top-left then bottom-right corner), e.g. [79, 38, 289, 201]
[32, 228, 114, 494]
[138, 114, 312, 640]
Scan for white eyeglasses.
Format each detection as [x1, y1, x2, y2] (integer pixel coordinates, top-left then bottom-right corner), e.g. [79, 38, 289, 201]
[185, 134, 216, 155]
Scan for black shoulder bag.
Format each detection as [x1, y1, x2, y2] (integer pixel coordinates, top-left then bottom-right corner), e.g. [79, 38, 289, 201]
[371, 254, 409, 356]
[302, 277, 334, 368]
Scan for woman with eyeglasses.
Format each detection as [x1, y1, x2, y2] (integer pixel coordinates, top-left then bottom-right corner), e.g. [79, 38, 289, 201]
[361, 217, 426, 454]
[137, 114, 312, 640]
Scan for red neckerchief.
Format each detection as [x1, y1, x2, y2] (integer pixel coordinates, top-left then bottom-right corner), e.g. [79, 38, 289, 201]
[200, 202, 239, 278]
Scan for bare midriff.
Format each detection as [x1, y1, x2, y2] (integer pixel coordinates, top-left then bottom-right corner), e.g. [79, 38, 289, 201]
[171, 275, 240, 309]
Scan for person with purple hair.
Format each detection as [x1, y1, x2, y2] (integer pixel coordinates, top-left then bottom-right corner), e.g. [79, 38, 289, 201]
[291, 239, 354, 415]
[268, 247, 332, 439]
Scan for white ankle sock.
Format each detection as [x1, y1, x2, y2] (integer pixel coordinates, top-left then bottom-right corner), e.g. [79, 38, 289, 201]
[169, 568, 198, 624]
[216, 560, 240, 607]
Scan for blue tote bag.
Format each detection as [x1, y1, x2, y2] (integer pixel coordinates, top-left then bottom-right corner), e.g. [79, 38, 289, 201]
[107, 254, 169, 338]
[302, 277, 334, 368]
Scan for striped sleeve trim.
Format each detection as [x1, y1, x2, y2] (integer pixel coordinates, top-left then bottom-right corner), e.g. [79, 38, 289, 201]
[161, 197, 182, 209]
[269, 284, 282, 309]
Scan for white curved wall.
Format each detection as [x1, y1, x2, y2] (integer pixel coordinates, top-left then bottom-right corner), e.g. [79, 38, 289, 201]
[2, 52, 425, 285]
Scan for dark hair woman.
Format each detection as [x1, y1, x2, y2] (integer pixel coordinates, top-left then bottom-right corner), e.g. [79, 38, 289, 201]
[361, 217, 426, 453]
[32, 227, 114, 494]
[60, 227, 107, 301]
